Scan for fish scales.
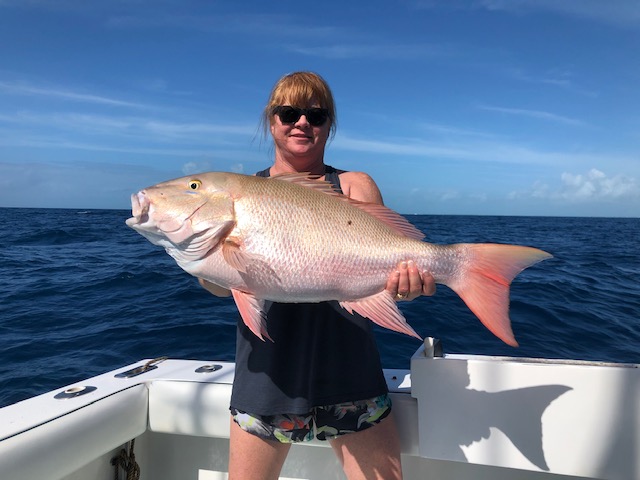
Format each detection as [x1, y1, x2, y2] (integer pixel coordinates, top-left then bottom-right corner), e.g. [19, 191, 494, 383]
[229, 174, 420, 299]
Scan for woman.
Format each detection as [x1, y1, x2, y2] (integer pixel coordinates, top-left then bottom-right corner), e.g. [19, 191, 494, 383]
[201, 71, 435, 479]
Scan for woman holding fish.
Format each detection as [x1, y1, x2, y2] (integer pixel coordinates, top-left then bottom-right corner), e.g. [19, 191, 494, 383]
[127, 69, 551, 479]
[200, 71, 436, 480]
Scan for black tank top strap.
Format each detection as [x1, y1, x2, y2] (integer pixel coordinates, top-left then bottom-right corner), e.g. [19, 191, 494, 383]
[255, 167, 271, 178]
[323, 165, 345, 194]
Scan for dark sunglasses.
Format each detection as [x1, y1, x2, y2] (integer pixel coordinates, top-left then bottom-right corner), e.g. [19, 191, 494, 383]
[272, 106, 329, 127]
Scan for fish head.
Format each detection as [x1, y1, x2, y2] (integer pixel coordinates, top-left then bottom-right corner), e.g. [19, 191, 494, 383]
[126, 172, 236, 253]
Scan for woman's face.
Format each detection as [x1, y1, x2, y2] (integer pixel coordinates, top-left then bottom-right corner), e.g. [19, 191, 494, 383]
[270, 102, 330, 159]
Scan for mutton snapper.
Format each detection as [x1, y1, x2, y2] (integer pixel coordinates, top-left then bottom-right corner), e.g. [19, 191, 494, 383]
[126, 171, 552, 346]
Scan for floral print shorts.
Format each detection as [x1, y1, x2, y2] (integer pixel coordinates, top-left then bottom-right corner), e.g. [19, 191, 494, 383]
[230, 394, 392, 443]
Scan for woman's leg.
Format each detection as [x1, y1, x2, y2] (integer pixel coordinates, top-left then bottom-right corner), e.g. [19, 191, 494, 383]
[330, 413, 403, 480]
[228, 417, 291, 480]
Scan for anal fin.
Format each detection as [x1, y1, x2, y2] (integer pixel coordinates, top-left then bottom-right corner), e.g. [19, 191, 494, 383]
[340, 291, 421, 340]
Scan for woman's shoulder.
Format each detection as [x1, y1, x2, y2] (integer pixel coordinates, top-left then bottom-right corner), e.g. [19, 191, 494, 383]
[337, 170, 383, 204]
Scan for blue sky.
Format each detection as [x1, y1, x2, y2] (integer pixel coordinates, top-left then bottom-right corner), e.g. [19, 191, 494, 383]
[0, 0, 638, 216]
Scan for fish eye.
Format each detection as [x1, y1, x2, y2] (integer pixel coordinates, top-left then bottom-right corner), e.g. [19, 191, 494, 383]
[188, 179, 202, 190]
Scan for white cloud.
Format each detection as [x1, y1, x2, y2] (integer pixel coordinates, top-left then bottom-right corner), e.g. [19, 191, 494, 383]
[181, 160, 243, 175]
[106, 13, 339, 38]
[511, 169, 640, 203]
[0, 132, 239, 158]
[334, 132, 636, 170]
[478, 104, 588, 127]
[560, 169, 639, 201]
[0, 160, 173, 209]
[419, 122, 500, 139]
[0, 81, 147, 108]
[479, 0, 640, 28]
[334, 134, 474, 159]
[0, 111, 256, 153]
[440, 190, 460, 201]
[411, 0, 640, 28]
[470, 192, 488, 202]
[287, 43, 456, 60]
[139, 78, 193, 96]
[142, 120, 254, 139]
[182, 161, 213, 175]
[505, 68, 599, 98]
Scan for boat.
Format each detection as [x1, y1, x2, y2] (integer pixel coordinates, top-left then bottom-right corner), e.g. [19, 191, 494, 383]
[0, 337, 637, 480]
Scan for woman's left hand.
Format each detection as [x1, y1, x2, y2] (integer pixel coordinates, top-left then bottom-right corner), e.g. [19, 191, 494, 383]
[386, 261, 436, 301]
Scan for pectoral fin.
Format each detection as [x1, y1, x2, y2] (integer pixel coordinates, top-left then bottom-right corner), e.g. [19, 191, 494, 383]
[231, 289, 272, 341]
[222, 238, 250, 272]
[340, 291, 421, 339]
[222, 238, 282, 286]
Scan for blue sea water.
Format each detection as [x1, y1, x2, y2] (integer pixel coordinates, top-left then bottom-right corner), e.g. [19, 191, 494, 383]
[0, 208, 638, 408]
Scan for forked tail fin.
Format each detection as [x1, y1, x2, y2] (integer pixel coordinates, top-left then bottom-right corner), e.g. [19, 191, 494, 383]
[446, 244, 552, 347]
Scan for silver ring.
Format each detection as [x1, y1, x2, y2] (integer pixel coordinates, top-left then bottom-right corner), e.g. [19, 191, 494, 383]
[396, 292, 408, 300]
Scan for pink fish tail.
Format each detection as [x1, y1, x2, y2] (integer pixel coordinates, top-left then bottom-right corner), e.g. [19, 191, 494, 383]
[446, 244, 552, 347]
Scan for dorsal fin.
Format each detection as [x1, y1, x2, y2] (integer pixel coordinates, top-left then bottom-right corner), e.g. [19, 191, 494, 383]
[269, 172, 425, 240]
[270, 172, 341, 196]
[347, 199, 425, 240]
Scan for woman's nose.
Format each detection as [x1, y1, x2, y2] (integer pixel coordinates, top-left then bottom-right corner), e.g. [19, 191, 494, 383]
[294, 115, 310, 127]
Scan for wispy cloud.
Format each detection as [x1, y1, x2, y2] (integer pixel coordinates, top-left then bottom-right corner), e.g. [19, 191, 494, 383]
[505, 68, 598, 98]
[0, 81, 148, 108]
[512, 69, 571, 87]
[287, 43, 456, 60]
[0, 159, 176, 209]
[0, 111, 256, 144]
[0, 133, 240, 157]
[509, 168, 640, 202]
[139, 78, 193, 96]
[479, 0, 640, 28]
[106, 13, 339, 38]
[334, 132, 529, 163]
[419, 122, 501, 139]
[0, 0, 50, 6]
[478, 104, 589, 127]
[334, 131, 638, 174]
[108, 12, 457, 62]
[334, 134, 475, 160]
[0, 0, 94, 9]
[182, 161, 245, 175]
[411, 0, 640, 28]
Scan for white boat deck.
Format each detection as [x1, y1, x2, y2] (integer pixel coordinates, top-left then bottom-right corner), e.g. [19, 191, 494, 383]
[0, 343, 638, 480]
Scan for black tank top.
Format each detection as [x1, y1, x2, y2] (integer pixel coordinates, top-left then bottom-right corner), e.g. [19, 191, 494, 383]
[229, 166, 388, 415]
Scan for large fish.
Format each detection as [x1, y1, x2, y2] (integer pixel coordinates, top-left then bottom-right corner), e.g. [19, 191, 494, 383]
[126, 171, 551, 346]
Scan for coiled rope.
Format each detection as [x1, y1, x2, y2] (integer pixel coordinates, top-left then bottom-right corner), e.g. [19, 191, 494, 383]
[111, 439, 140, 480]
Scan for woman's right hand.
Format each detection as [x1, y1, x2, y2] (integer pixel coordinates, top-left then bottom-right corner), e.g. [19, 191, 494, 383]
[386, 260, 436, 301]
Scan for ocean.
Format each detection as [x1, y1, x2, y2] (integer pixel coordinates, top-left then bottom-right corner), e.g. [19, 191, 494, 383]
[0, 208, 638, 408]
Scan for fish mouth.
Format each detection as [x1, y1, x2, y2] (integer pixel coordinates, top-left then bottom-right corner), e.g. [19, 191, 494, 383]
[125, 190, 207, 245]
[125, 191, 151, 228]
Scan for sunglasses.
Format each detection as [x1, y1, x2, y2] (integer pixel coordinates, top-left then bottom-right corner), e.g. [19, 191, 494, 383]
[272, 106, 329, 127]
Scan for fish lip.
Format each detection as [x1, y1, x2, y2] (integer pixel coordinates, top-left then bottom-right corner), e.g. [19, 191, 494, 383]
[126, 191, 151, 227]
[125, 190, 209, 240]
